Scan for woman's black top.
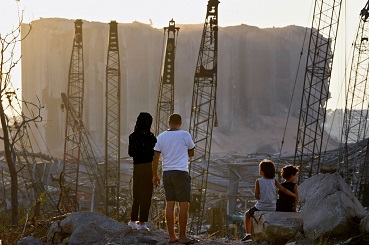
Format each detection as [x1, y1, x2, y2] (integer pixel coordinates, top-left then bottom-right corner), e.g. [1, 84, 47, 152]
[128, 131, 157, 164]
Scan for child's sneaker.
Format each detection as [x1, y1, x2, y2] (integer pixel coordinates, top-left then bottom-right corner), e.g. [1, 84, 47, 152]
[128, 221, 137, 230]
[241, 234, 251, 242]
[136, 222, 150, 231]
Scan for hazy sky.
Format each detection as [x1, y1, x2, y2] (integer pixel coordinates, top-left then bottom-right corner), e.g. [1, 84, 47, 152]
[0, 0, 367, 108]
[2, 0, 362, 29]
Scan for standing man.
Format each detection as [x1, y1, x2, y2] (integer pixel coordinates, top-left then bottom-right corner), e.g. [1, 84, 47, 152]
[152, 113, 196, 244]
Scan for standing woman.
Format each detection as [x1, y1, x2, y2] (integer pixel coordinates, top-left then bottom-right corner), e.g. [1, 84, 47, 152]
[128, 112, 157, 231]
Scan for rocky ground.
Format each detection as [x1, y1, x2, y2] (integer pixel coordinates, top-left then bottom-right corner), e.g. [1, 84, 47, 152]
[9, 173, 369, 245]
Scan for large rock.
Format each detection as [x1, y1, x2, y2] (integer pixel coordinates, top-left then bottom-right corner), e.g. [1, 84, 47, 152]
[47, 212, 131, 244]
[252, 211, 303, 244]
[299, 173, 366, 240]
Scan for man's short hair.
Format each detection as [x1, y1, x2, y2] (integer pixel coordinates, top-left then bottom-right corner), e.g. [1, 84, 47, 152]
[169, 113, 182, 125]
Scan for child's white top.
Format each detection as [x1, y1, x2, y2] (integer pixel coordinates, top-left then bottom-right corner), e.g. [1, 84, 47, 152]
[154, 129, 195, 172]
[255, 177, 277, 211]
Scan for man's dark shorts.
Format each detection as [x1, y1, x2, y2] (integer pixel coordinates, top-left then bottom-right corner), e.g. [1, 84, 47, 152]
[248, 206, 259, 217]
[163, 170, 191, 202]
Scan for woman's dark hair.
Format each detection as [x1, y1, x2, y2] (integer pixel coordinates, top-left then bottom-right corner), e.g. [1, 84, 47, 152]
[134, 112, 153, 132]
[259, 160, 276, 179]
[280, 165, 299, 179]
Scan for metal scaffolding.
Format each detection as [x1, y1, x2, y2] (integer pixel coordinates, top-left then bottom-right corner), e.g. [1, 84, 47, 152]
[340, 1, 369, 205]
[155, 19, 179, 136]
[188, 0, 219, 234]
[105, 21, 121, 217]
[294, 0, 343, 181]
[60, 19, 84, 212]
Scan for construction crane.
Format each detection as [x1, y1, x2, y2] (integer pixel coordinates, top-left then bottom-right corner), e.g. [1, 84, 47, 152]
[61, 92, 104, 208]
[340, 1, 369, 205]
[105, 21, 121, 217]
[155, 19, 179, 136]
[60, 19, 85, 212]
[188, 0, 219, 234]
[294, 0, 343, 181]
[152, 19, 179, 228]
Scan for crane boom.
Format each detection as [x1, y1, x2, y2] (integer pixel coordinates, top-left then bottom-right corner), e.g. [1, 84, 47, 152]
[155, 19, 179, 136]
[341, 1, 369, 205]
[105, 21, 121, 217]
[294, 0, 343, 180]
[60, 19, 84, 212]
[188, 0, 219, 234]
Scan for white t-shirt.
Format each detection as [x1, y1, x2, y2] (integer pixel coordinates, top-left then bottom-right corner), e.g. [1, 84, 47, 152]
[255, 177, 277, 211]
[154, 130, 195, 172]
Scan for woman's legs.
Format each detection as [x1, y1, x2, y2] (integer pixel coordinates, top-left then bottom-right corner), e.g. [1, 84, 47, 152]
[130, 163, 153, 223]
[138, 163, 153, 222]
[130, 165, 141, 221]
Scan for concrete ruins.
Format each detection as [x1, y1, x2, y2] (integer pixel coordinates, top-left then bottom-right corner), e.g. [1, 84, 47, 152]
[21, 18, 324, 159]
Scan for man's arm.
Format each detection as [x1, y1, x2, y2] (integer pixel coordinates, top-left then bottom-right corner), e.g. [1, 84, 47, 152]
[188, 148, 195, 157]
[152, 151, 161, 186]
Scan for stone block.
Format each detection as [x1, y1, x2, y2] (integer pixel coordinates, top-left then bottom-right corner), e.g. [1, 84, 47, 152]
[299, 173, 366, 240]
[252, 211, 303, 244]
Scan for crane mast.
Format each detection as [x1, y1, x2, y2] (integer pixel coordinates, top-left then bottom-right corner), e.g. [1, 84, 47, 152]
[188, 0, 219, 234]
[341, 1, 369, 205]
[60, 19, 84, 212]
[105, 21, 121, 217]
[61, 93, 104, 211]
[155, 19, 179, 136]
[294, 0, 342, 180]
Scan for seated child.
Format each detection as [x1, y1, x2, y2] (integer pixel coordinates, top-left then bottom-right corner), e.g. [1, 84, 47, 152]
[276, 164, 299, 212]
[242, 160, 297, 242]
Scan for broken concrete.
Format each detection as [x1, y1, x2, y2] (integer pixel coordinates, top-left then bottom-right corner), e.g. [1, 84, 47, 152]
[252, 211, 303, 244]
[299, 173, 366, 240]
[21, 18, 319, 159]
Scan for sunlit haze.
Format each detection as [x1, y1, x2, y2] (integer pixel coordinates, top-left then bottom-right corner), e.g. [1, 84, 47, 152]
[0, 0, 367, 108]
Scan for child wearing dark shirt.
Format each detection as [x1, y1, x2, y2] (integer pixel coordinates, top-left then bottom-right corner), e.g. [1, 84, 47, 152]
[276, 165, 299, 212]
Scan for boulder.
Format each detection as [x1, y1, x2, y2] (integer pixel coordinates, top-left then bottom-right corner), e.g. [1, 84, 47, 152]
[299, 173, 366, 240]
[360, 211, 369, 235]
[47, 212, 131, 244]
[252, 211, 303, 244]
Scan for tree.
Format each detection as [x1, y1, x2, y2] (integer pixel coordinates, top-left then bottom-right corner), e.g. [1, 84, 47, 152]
[0, 6, 42, 225]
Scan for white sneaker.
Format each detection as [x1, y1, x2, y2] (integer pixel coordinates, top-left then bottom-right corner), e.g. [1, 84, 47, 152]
[136, 223, 150, 231]
[128, 221, 138, 230]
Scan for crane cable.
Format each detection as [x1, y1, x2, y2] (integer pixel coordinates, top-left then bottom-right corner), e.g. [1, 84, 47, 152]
[279, 25, 310, 157]
[279, 0, 315, 158]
